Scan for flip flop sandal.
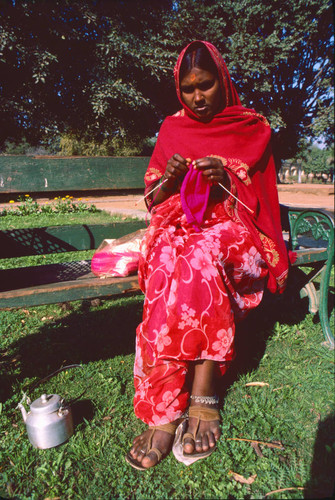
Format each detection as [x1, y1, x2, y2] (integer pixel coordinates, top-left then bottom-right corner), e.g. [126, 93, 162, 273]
[172, 406, 221, 466]
[125, 422, 177, 470]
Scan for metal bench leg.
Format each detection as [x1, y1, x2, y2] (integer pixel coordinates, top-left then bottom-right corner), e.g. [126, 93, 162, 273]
[300, 281, 319, 314]
[318, 253, 334, 349]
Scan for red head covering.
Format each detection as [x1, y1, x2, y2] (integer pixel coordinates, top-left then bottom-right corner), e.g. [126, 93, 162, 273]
[144, 41, 289, 293]
[174, 40, 241, 114]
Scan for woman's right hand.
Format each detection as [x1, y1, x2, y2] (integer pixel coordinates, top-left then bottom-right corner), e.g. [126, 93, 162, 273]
[150, 154, 190, 207]
[163, 154, 190, 190]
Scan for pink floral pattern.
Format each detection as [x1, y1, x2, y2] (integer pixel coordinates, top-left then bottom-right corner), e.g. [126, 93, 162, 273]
[133, 194, 268, 425]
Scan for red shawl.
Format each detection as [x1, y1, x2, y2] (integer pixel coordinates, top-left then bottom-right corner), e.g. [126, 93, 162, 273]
[144, 41, 289, 293]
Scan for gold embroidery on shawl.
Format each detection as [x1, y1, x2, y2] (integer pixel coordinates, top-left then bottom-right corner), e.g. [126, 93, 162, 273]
[223, 183, 238, 219]
[172, 109, 185, 117]
[144, 168, 162, 184]
[210, 156, 251, 185]
[242, 111, 270, 127]
[276, 269, 288, 289]
[258, 232, 280, 267]
[224, 198, 236, 219]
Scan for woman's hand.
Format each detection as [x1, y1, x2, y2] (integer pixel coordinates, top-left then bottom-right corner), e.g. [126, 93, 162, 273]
[150, 154, 190, 207]
[163, 154, 190, 189]
[193, 157, 228, 186]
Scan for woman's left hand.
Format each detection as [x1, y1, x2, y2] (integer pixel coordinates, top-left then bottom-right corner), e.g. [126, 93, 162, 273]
[193, 157, 228, 185]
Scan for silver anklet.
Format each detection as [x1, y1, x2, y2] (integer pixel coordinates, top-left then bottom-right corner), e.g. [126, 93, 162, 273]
[190, 395, 219, 405]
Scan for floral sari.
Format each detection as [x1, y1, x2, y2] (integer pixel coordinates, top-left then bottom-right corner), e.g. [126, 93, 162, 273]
[133, 41, 288, 426]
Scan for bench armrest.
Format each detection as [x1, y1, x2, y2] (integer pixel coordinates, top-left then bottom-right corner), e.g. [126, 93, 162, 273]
[280, 204, 334, 252]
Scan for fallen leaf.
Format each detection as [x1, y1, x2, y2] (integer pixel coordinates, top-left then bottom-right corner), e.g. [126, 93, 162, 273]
[10, 355, 21, 364]
[229, 471, 257, 485]
[272, 385, 290, 391]
[227, 437, 285, 450]
[264, 487, 305, 497]
[268, 441, 285, 449]
[245, 382, 269, 387]
[251, 441, 264, 457]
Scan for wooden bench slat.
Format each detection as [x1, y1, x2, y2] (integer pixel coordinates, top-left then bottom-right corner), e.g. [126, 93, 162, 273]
[293, 247, 328, 265]
[0, 274, 141, 309]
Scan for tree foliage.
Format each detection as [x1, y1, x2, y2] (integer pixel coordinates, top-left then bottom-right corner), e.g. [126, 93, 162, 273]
[0, 0, 333, 157]
[298, 146, 334, 176]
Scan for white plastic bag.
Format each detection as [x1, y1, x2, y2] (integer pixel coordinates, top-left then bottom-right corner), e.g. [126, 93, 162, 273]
[91, 228, 146, 277]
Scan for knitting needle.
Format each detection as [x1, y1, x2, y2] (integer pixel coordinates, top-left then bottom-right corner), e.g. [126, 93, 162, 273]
[135, 175, 254, 214]
[135, 178, 168, 206]
[135, 158, 193, 206]
[218, 182, 254, 214]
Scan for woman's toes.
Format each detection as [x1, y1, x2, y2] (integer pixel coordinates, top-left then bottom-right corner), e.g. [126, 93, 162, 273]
[131, 446, 143, 460]
[207, 431, 216, 448]
[183, 436, 195, 454]
[193, 434, 207, 452]
[142, 451, 159, 468]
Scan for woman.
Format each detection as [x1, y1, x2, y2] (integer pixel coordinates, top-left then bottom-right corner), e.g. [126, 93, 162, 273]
[126, 41, 289, 470]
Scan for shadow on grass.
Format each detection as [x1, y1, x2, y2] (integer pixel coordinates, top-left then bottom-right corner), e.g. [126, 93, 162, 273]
[72, 399, 96, 427]
[218, 279, 312, 398]
[304, 413, 335, 499]
[1, 297, 143, 402]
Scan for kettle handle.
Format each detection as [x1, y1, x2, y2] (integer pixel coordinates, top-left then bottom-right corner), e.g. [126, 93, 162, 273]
[19, 364, 87, 409]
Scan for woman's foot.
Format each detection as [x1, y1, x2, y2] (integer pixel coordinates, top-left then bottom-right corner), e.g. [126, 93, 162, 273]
[183, 402, 221, 455]
[183, 360, 221, 455]
[127, 424, 176, 469]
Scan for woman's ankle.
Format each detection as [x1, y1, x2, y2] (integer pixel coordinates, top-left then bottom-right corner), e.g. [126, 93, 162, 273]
[189, 394, 219, 407]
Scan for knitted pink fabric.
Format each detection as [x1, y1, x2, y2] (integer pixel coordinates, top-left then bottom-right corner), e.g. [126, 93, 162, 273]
[180, 164, 210, 231]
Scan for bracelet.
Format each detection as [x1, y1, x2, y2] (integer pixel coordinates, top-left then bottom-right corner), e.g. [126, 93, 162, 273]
[189, 395, 219, 405]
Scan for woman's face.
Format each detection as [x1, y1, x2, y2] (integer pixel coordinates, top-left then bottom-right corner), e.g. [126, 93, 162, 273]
[180, 67, 223, 122]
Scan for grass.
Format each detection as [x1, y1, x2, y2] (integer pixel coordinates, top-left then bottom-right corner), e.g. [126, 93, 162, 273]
[0, 212, 334, 499]
[0, 295, 334, 499]
[0, 210, 130, 230]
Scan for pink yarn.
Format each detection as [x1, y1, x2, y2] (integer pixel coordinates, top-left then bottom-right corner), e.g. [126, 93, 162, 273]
[180, 164, 210, 231]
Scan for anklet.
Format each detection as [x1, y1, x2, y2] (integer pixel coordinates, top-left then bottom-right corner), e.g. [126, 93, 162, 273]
[190, 395, 219, 405]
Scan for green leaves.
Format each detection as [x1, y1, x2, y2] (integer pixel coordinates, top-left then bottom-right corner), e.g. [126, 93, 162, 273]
[0, 0, 333, 157]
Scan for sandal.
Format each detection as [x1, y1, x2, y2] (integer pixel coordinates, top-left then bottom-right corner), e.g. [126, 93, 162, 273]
[125, 422, 177, 470]
[172, 406, 221, 466]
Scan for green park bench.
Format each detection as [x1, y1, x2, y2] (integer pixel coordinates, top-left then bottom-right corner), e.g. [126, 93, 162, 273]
[0, 156, 334, 348]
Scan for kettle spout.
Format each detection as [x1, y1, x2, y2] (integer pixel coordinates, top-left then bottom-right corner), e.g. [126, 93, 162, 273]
[17, 403, 28, 422]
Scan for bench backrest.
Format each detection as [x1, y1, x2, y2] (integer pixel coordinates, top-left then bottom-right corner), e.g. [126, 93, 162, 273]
[0, 221, 147, 259]
[0, 156, 150, 194]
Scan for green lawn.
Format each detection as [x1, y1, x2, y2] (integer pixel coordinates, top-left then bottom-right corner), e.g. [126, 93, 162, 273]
[0, 212, 334, 499]
[0, 211, 116, 230]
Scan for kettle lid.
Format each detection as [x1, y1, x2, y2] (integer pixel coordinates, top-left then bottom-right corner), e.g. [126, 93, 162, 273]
[30, 394, 62, 414]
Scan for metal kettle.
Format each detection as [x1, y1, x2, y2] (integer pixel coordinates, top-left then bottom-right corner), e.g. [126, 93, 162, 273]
[18, 393, 73, 449]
